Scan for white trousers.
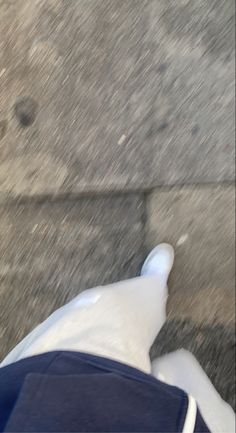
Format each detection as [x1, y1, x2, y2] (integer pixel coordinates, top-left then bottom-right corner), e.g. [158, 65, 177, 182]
[1, 276, 235, 433]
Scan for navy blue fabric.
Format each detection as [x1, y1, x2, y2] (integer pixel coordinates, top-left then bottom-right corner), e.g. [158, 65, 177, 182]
[0, 351, 210, 432]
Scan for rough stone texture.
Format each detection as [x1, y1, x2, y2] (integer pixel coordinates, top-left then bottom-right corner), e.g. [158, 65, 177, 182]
[146, 185, 235, 324]
[150, 319, 235, 411]
[0, 194, 144, 359]
[147, 185, 236, 411]
[0, 0, 234, 196]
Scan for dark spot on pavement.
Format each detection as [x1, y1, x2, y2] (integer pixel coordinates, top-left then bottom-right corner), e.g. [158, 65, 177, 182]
[14, 97, 38, 127]
[146, 121, 169, 139]
[157, 62, 168, 74]
[28, 169, 38, 179]
[0, 119, 7, 140]
[156, 122, 169, 132]
[191, 124, 200, 136]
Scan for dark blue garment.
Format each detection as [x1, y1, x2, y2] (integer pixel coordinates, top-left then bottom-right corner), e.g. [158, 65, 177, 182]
[0, 351, 210, 432]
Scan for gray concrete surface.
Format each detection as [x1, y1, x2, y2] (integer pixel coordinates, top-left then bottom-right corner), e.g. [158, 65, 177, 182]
[146, 185, 235, 324]
[0, 195, 144, 357]
[0, 0, 234, 196]
[147, 184, 235, 409]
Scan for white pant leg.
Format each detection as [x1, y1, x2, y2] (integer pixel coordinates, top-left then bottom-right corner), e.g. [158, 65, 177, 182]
[1, 276, 168, 373]
[151, 349, 235, 433]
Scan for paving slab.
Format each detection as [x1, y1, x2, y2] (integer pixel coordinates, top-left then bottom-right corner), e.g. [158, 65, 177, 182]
[0, 194, 144, 359]
[146, 185, 235, 325]
[0, 0, 234, 197]
[147, 184, 235, 409]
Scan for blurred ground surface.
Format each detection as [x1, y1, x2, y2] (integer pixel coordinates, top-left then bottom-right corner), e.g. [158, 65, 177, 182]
[0, 195, 144, 355]
[0, 0, 235, 410]
[0, 0, 234, 195]
[147, 185, 235, 325]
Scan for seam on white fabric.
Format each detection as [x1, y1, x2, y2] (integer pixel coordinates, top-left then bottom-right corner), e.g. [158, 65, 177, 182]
[182, 394, 197, 433]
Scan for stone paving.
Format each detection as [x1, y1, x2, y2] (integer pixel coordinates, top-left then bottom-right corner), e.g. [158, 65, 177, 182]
[0, 0, 234, 196]
[0, 0, 235, 410]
